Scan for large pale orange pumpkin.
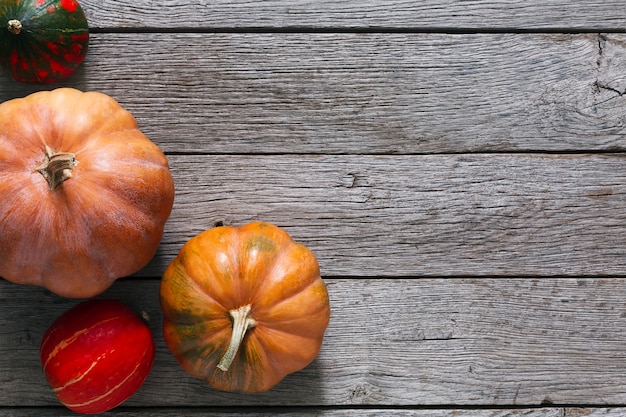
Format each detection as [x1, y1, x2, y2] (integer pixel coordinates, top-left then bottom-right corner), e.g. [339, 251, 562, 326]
[0, 88, 175, 298]
[160, 222, 330, 393]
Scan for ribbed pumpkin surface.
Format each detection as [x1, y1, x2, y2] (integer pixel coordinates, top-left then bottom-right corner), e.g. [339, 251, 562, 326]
[160, 222, 331, 393]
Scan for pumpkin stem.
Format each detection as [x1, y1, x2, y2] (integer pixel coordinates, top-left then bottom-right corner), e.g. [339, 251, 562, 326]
[217, 305, 257, 372]
[7, 19, 22, 35]
[36, 146, 79, 191]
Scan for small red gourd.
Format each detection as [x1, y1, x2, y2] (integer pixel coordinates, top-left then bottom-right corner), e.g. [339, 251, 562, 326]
[0, 88, 175, 298]
[40, 299, 155, 414]
[0, 0, 89, 83]
[160, 222, 331, 393]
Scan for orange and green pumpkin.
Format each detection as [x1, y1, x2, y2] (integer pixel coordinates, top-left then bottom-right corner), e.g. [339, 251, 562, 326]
[160, 222, 331, 393]
[0, 0, 89, 83]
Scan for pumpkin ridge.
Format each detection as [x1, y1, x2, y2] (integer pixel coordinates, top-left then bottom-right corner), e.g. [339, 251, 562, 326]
[214, 330, 274, 393]
[48, 89, 94, 146]
[261, 317, 329, 336]
[62, 94, 128, 151]
[245, 229, 310, 306]
[170, 329, 230, 379]
[252, 247, 323, 314]
[235, 223, 294, 301]
[252, 277, 320, 318]
[73, 116, 140, 153]
[250, 334, 286, 379]
[161, 285, 229, 325]
[75, 160, 173, 205]
[11, 101, 54, 151]
[176, 255, 230, 312]
[249, 239, 300, 304]
[251, 329, 320, 376]
[169, 324, 231, 354]
[256, 324, 325, 346]
[72, 181, 157, 228]
[80, 138, 171, 172]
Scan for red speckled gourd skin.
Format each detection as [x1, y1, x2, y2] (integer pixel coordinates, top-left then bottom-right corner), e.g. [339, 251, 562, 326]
[40, 299, 155, 414]
[160, 222, 331, 393]
[0, 0, 89, 83]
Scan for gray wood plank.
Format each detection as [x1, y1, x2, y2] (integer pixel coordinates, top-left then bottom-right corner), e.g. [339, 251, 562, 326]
[77, 0, 626, 30]
[3, 408, 624, 416]
[1, 33, 626, 154]
[3, 278, 626, 407]
[2, 1, 625, 416]
[0, 406, 578, 416]
[136, 153, 626, 277]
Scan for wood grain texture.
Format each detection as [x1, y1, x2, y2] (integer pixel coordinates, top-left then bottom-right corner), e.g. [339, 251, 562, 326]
[3, 278, 626, 407]
[5, 409, 626, 416]
[1, 1, 626, 415]
[0, 407, 585, 416]
[76, 0, 626, 30]
[1, 33, 626, 154]
[131, 153, 626, 277]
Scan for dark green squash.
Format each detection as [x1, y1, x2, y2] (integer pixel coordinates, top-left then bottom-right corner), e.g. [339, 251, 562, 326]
[0, 0, 88, 83]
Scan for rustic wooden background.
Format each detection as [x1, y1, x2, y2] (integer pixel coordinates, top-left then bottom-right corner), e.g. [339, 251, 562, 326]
[1, 1, 626, 416]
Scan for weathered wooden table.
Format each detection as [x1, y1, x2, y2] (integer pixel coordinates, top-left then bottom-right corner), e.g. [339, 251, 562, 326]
[2, 1, 626, 416]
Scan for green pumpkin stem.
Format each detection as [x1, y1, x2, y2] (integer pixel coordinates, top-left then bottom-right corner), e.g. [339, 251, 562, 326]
[217, 305, 257, 372]
[7, 19, 22, 35]
[36, 146, 79, 191]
